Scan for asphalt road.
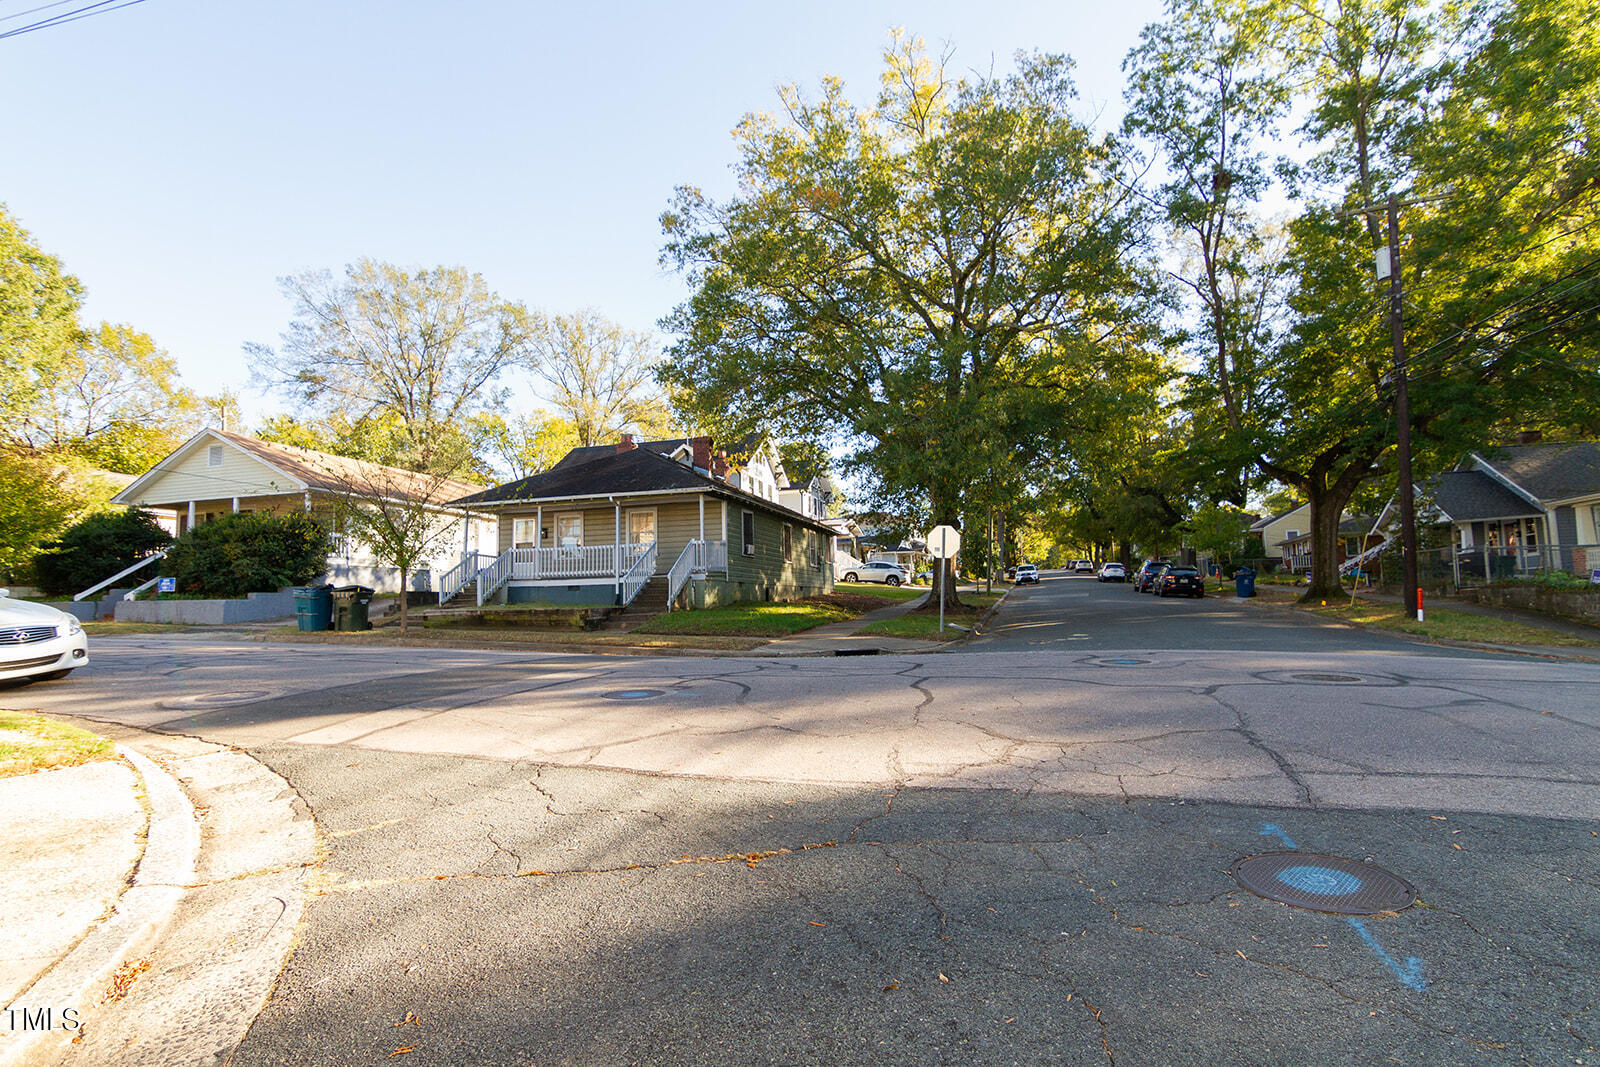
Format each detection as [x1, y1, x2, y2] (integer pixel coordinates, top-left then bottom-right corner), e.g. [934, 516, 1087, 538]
[10, 587, 1599, 1066]
[965, 569, 1461, 654]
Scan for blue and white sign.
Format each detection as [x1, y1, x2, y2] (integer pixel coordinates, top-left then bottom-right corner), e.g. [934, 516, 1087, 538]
[157, 577, 177, 593]
[1591, 569, 1600, 586]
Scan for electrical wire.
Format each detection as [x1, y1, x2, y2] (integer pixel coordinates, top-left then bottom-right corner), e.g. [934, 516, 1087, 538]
[0, 0, 145, 41]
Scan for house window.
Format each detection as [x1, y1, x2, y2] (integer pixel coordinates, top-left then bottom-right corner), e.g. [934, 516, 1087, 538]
[513, 519, 538, 549]
[742, 511, 755, 556]
[207, 445, 223, 467]
[627, 508, 657, 547]
[1591, 505, 1600, 543]
[783, 524, 793, 562]
[555, 513, 583, 548]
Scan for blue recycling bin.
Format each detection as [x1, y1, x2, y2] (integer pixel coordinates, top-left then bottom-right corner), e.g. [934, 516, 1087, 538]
[294, 585, 334, 631]
[1234, 567, 1256, 599]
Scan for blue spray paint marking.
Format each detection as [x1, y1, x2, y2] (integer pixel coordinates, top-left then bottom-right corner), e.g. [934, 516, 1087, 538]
[1277, 864, 1363, 896]
[1258, 823, 1298, 849]
[1347, 918, 1427, 992]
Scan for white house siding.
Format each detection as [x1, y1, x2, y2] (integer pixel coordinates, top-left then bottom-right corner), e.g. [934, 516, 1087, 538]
[137, 439, 301, 507]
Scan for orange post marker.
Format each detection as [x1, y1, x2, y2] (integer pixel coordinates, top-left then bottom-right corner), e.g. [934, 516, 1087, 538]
[1417, 588, 1425, 623]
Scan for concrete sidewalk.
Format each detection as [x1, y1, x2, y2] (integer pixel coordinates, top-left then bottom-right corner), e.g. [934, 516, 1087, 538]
[0, 725, 317, 1067]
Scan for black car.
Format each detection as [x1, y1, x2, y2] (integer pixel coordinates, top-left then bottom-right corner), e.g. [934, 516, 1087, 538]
[1155, 565, 1204, 598]
[1133, 561, 1169, 593]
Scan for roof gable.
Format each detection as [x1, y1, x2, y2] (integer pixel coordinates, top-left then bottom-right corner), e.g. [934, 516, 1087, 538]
[1472, 441, 1600, 504]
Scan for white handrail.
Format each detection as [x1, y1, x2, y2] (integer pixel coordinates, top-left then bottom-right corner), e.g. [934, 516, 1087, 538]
[122, 574, 164, 601]
[1339, 538, 1390, 576]
[665, 541, 698, 610]
[476, 549, 515, 607]
[74, 548, 170, 601]
[618, 541, 658, 607]
[439, 552, 493, 604]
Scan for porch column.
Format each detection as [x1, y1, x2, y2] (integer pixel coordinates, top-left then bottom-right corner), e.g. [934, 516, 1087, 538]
[698, 496, 705, 542]
[187, 501, 195, 529]
[614, 503, 622, 580]
[535, 506, 543, 579]
[232, 497, 239, 513]
[303, 492, 311, 512]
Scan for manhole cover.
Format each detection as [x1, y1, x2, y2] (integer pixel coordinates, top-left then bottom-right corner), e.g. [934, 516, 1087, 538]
[158, 690, 277, 710]
[1100, 657, 1150, 666]
[1231, 853, 1416, 914]
[603, 689, 664, 700]
[1078, 656, 1153, 667]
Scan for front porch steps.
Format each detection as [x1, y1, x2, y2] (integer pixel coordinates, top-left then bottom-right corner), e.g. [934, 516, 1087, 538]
[608, 575, 669, 630]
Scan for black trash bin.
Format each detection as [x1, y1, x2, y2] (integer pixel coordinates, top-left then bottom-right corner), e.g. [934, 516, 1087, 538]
[294, 585, 334, 632]
[331, 585, 375, 631]
[1234, 567, 1257, 599]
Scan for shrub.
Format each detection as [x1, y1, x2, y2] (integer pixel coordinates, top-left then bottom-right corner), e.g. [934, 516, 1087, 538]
[164, 511, 331, 598]
[31, 509, 172, 596]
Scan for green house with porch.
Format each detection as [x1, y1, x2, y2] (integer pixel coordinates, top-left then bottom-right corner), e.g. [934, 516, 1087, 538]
[444, 436, 836, 612]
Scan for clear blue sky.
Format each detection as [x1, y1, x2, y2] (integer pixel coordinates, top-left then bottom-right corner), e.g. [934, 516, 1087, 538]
[1, 0, 1164, 421]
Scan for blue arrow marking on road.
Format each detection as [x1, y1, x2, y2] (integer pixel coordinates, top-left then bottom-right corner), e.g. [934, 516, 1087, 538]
[1347, 918, 1427, 992]
[1258, 823, 1298, 849]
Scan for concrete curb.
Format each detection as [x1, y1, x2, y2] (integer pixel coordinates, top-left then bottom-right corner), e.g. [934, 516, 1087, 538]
[1, 748, 198, 1067]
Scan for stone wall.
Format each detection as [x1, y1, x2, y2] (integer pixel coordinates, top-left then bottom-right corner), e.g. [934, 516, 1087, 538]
[114, 589, 297, 624]
[1462, 583, 1600, 626]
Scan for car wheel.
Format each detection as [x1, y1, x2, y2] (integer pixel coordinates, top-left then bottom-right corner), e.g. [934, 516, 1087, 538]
[844, 572, 858, 582]
[886, 575, 901, 586]
[35, 668, 73, 680]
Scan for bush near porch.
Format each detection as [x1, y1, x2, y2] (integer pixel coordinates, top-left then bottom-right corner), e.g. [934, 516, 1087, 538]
[164, 511, 331, 597]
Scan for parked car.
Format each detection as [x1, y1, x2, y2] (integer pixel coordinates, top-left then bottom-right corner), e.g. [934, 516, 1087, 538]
[1156, 565, 1204, 598]
[0, 590, 88, 683]
[1097, 562, 1126, 583]
[1133, 561, 1169, 593]
[1073, 559, 1096, 573]
[841, 561, 907, 586]
[1014, 564, 1040, 584]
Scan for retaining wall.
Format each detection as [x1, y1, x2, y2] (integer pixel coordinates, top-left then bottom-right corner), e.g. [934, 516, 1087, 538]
[1461, 584, 1600, 626]
[114, 589, 297, 624]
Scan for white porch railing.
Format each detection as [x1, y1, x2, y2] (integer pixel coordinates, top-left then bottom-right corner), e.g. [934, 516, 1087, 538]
[476, 550, 515, 607]
[74, 548, 170, 601]
[439, 552, 494, 605]
[509, 543, 649, 581]
[664, 539, 728, 610]
[619, 542, 658, 607]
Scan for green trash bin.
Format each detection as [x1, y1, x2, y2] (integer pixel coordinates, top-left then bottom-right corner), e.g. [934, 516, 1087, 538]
[331, 585, 374, 631]
[294, 585, 334, 631]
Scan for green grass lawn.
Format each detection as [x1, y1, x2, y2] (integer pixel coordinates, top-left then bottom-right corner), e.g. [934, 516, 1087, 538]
[1308, 601, 1600, 646]
[855, 593, 1002, 641]
[636, 600, 858, 637]
[0, 710, 116, 778]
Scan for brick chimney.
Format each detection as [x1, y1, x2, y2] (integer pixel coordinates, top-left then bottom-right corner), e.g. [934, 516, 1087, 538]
[1516, 429, 1543, 445]
[712, 450, 729, 480]
[617, 433, 636, 453]
[691, 435, 713, 471]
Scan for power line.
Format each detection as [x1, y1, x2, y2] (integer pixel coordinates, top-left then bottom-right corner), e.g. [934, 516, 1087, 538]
[0, 1, 78, 24]
[0, 0, 146, 41]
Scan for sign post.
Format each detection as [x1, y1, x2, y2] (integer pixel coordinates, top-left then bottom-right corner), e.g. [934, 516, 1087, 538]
[925, 525, 962, 633]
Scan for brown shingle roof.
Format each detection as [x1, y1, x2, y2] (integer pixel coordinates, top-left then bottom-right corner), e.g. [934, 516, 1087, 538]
[214, 430, 484, 506]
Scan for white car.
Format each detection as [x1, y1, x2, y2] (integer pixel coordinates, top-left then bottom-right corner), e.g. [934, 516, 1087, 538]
[840, 561, 907, 586]
[1073, 559, 1096, 573]
[1014, 564, 1040, 584]
[1098, 562, 1127, 582]
[0, 591, 88, 683]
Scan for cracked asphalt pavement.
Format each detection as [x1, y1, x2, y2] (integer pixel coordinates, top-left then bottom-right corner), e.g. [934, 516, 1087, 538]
[14, 576, 1599, 1065]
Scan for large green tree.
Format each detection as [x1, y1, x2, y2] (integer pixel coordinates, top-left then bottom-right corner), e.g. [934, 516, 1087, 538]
[526, 310, 675, 447]
[661, 35, 1148, 607]
[247, 259, 534, 474]
[0, 205, 83, 437]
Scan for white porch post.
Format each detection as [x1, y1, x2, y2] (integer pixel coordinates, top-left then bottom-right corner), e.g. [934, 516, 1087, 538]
[303, 492, 311, 512]
[535, 505, 543, 579]
[232, 497, 239, 513]
[698, 496, 705, 542]
[614, 503, 621, 580]
[187, 501, 196, 530]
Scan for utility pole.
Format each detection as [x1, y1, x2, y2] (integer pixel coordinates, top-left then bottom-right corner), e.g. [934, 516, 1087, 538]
[1385, 194, 1421, 620]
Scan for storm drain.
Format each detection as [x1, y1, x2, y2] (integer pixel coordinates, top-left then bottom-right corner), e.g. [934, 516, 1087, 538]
[1231, 853, 1416, 914]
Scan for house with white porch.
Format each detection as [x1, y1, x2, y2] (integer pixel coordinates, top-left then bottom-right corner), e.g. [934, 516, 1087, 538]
[109, 428, 493, 595]
[444, 435, 836, 611]
[1428, 439, 1600, 578]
